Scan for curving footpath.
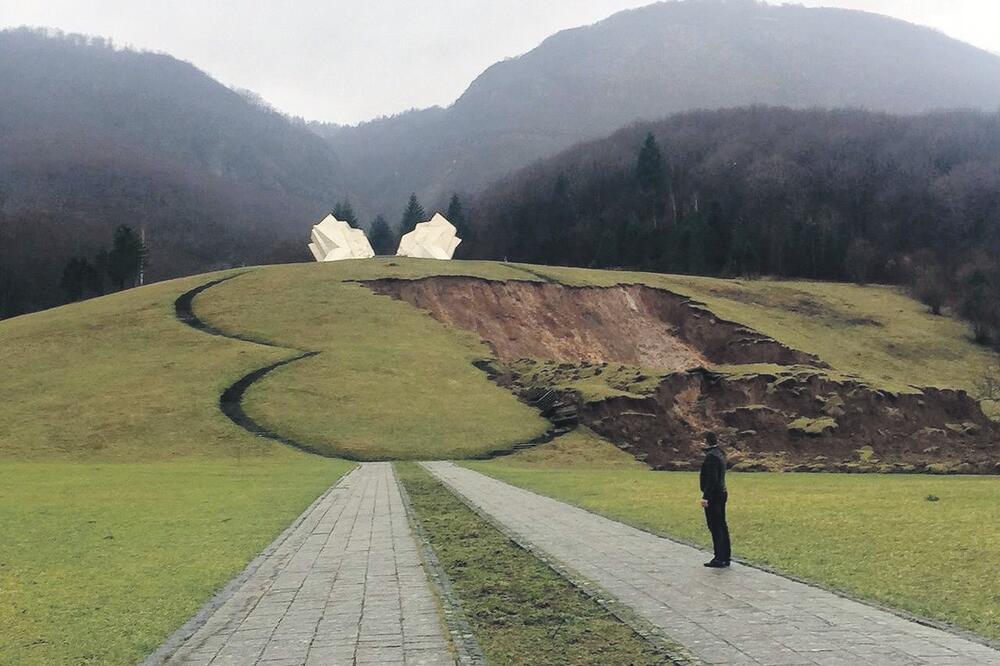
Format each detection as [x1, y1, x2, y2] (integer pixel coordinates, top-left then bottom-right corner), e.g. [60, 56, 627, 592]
[424, 462, 1000, 666]
[174, 274, 569, 460]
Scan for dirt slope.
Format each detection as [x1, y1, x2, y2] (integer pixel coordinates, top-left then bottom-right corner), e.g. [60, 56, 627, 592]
[368, 276, 999, 473]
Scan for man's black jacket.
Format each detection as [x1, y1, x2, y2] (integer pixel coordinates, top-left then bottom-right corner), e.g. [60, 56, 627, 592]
[700, 447, 727, 501]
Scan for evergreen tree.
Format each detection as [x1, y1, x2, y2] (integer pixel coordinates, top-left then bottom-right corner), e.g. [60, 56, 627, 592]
[844, 238, 877, 285]
[94, 248, 109, 294]
[725, 217, 759, 277]
[398, 194, 425, 240]
[960, 269, 997, 344]
[446, 194, 471, 243]
[333, 200, 360, 227]
[547, 174, 574, 264]
[636, 132, 669, 229]
[593, 227, 620, 268]
[60, 257, 101, 302]
[60, 257, 86, 302]
[682, 211, 711, 275]
[636, 132, 665, 193]
[106, 225, 146, 290]
[368, 215, 394, 255]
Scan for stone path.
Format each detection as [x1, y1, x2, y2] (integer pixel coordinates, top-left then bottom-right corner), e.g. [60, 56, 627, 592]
[166, 463, 455, 666]
[424, 461, 1000, 666]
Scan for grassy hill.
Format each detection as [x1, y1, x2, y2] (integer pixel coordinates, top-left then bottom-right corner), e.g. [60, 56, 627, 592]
[1, 258, 997, 663]
[5, 259, 992, 465]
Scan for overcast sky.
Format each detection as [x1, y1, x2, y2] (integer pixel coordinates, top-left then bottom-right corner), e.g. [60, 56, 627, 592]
[2, 1, 998, 125]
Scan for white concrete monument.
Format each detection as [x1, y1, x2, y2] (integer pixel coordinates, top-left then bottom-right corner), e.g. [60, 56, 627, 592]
[308, 214, 375, 262]
[396, 213, 462, 260]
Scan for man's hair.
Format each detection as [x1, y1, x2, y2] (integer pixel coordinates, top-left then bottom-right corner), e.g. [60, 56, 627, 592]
[704, 431, 719, 447]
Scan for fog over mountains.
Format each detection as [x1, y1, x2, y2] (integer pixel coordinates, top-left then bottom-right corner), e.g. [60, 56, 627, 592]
[324, 0, 1000, 217]
[4, 0, 1000, 317]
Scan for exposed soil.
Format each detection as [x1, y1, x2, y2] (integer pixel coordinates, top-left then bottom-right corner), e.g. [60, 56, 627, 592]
[578, 369, 1000, 474]
[367, 277, 822, 370]
[368, 276, 1000, 473]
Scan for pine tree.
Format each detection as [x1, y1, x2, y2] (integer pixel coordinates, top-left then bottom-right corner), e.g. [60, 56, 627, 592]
[60, 257, 101, 302]
[60, 257, 86, 302]
[106, 225, 146, 290]
[333, 200, 359, 227]
[446, 194, 471, 242]
[636, 133, 665, 194]
[398, 194, 425, 240]
[368, 215, 394, 255]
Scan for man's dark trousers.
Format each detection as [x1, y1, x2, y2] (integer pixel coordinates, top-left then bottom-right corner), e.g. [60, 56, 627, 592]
[704, 492, 731, 563]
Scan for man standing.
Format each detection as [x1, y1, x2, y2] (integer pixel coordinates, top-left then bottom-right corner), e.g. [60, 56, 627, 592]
[699, 432, 731, 568]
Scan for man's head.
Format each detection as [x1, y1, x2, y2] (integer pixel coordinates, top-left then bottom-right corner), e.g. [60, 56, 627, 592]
[703, 431, 720, 449]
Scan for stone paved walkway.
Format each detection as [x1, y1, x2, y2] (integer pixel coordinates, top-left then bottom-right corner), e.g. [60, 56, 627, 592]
[424, 461, 1000, 666]
[166, 463, 454, 666]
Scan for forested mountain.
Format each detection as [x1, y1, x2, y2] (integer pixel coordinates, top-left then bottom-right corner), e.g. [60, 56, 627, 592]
[325, 0, 1000, 219]
[0, 28, 344, 318]
[466, 107, 1000, 344]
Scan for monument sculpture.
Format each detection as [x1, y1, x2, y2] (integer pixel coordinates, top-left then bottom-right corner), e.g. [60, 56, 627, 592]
[308, 214, 375, 262]
[396, 213, 462, 260]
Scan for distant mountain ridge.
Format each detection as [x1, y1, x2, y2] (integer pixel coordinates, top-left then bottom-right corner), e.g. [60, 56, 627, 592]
[0, 28, 344, 317]
[325, 0, 1000, 217]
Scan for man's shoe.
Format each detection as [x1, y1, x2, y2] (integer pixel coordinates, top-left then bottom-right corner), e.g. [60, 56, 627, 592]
[704, 559, 727, 568]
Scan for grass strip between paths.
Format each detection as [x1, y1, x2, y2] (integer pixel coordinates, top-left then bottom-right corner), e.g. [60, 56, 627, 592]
[394, 463, 672, 666]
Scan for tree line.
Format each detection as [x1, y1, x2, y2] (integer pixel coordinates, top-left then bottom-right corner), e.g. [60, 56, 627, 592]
[467, 107, 1000, 346]
[58, 226, 149, 303]
[331, 193, 472, 256]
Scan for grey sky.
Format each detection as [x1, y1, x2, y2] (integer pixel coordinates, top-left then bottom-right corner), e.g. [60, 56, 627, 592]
[2, 1, 998, 125]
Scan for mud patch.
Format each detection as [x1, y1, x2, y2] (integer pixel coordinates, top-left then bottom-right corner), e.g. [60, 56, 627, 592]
[366, 277, 822, 370]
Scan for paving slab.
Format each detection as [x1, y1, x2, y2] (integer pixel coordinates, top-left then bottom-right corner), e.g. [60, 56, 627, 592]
[423, 461, 1000, 666]
[164, 463, 455, 666]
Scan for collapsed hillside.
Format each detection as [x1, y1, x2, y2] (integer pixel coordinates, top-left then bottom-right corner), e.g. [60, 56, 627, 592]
[368, 276, 999, 473]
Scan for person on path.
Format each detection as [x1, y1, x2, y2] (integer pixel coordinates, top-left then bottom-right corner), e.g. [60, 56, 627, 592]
[699, 431, 731, 568]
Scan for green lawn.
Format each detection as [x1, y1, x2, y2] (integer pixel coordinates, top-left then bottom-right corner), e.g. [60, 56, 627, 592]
[193, 260, 549, 459]
[3, 256, 997, 662]
[396, 463, 669, 665]
[0, 272, 356, 664]
[0, 459, 352, 665]
[469, 442, 1000, 641]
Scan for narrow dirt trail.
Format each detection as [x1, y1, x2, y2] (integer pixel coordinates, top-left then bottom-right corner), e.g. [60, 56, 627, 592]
[173, 274, 329, 457]
[174, 274, 567, 460]
[423, 462, 1000, 666]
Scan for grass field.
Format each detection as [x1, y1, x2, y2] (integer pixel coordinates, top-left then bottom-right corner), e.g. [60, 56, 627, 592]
[0, 270, 291, 461]
[193, 260, 549, 459]
[468, 438, 1000, 641]
[0, 273, 356, 664]
[3, 257, 997, 663]
[396, 463, 668, 665]
[0, 459, 352, 665]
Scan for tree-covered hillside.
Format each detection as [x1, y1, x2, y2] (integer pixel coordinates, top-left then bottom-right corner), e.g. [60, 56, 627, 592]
[468, 107, 1000, 344]
[326, 0, 1000, 218]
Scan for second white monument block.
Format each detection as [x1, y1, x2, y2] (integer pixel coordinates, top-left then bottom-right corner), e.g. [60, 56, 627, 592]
[396, 213, 462, 260]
